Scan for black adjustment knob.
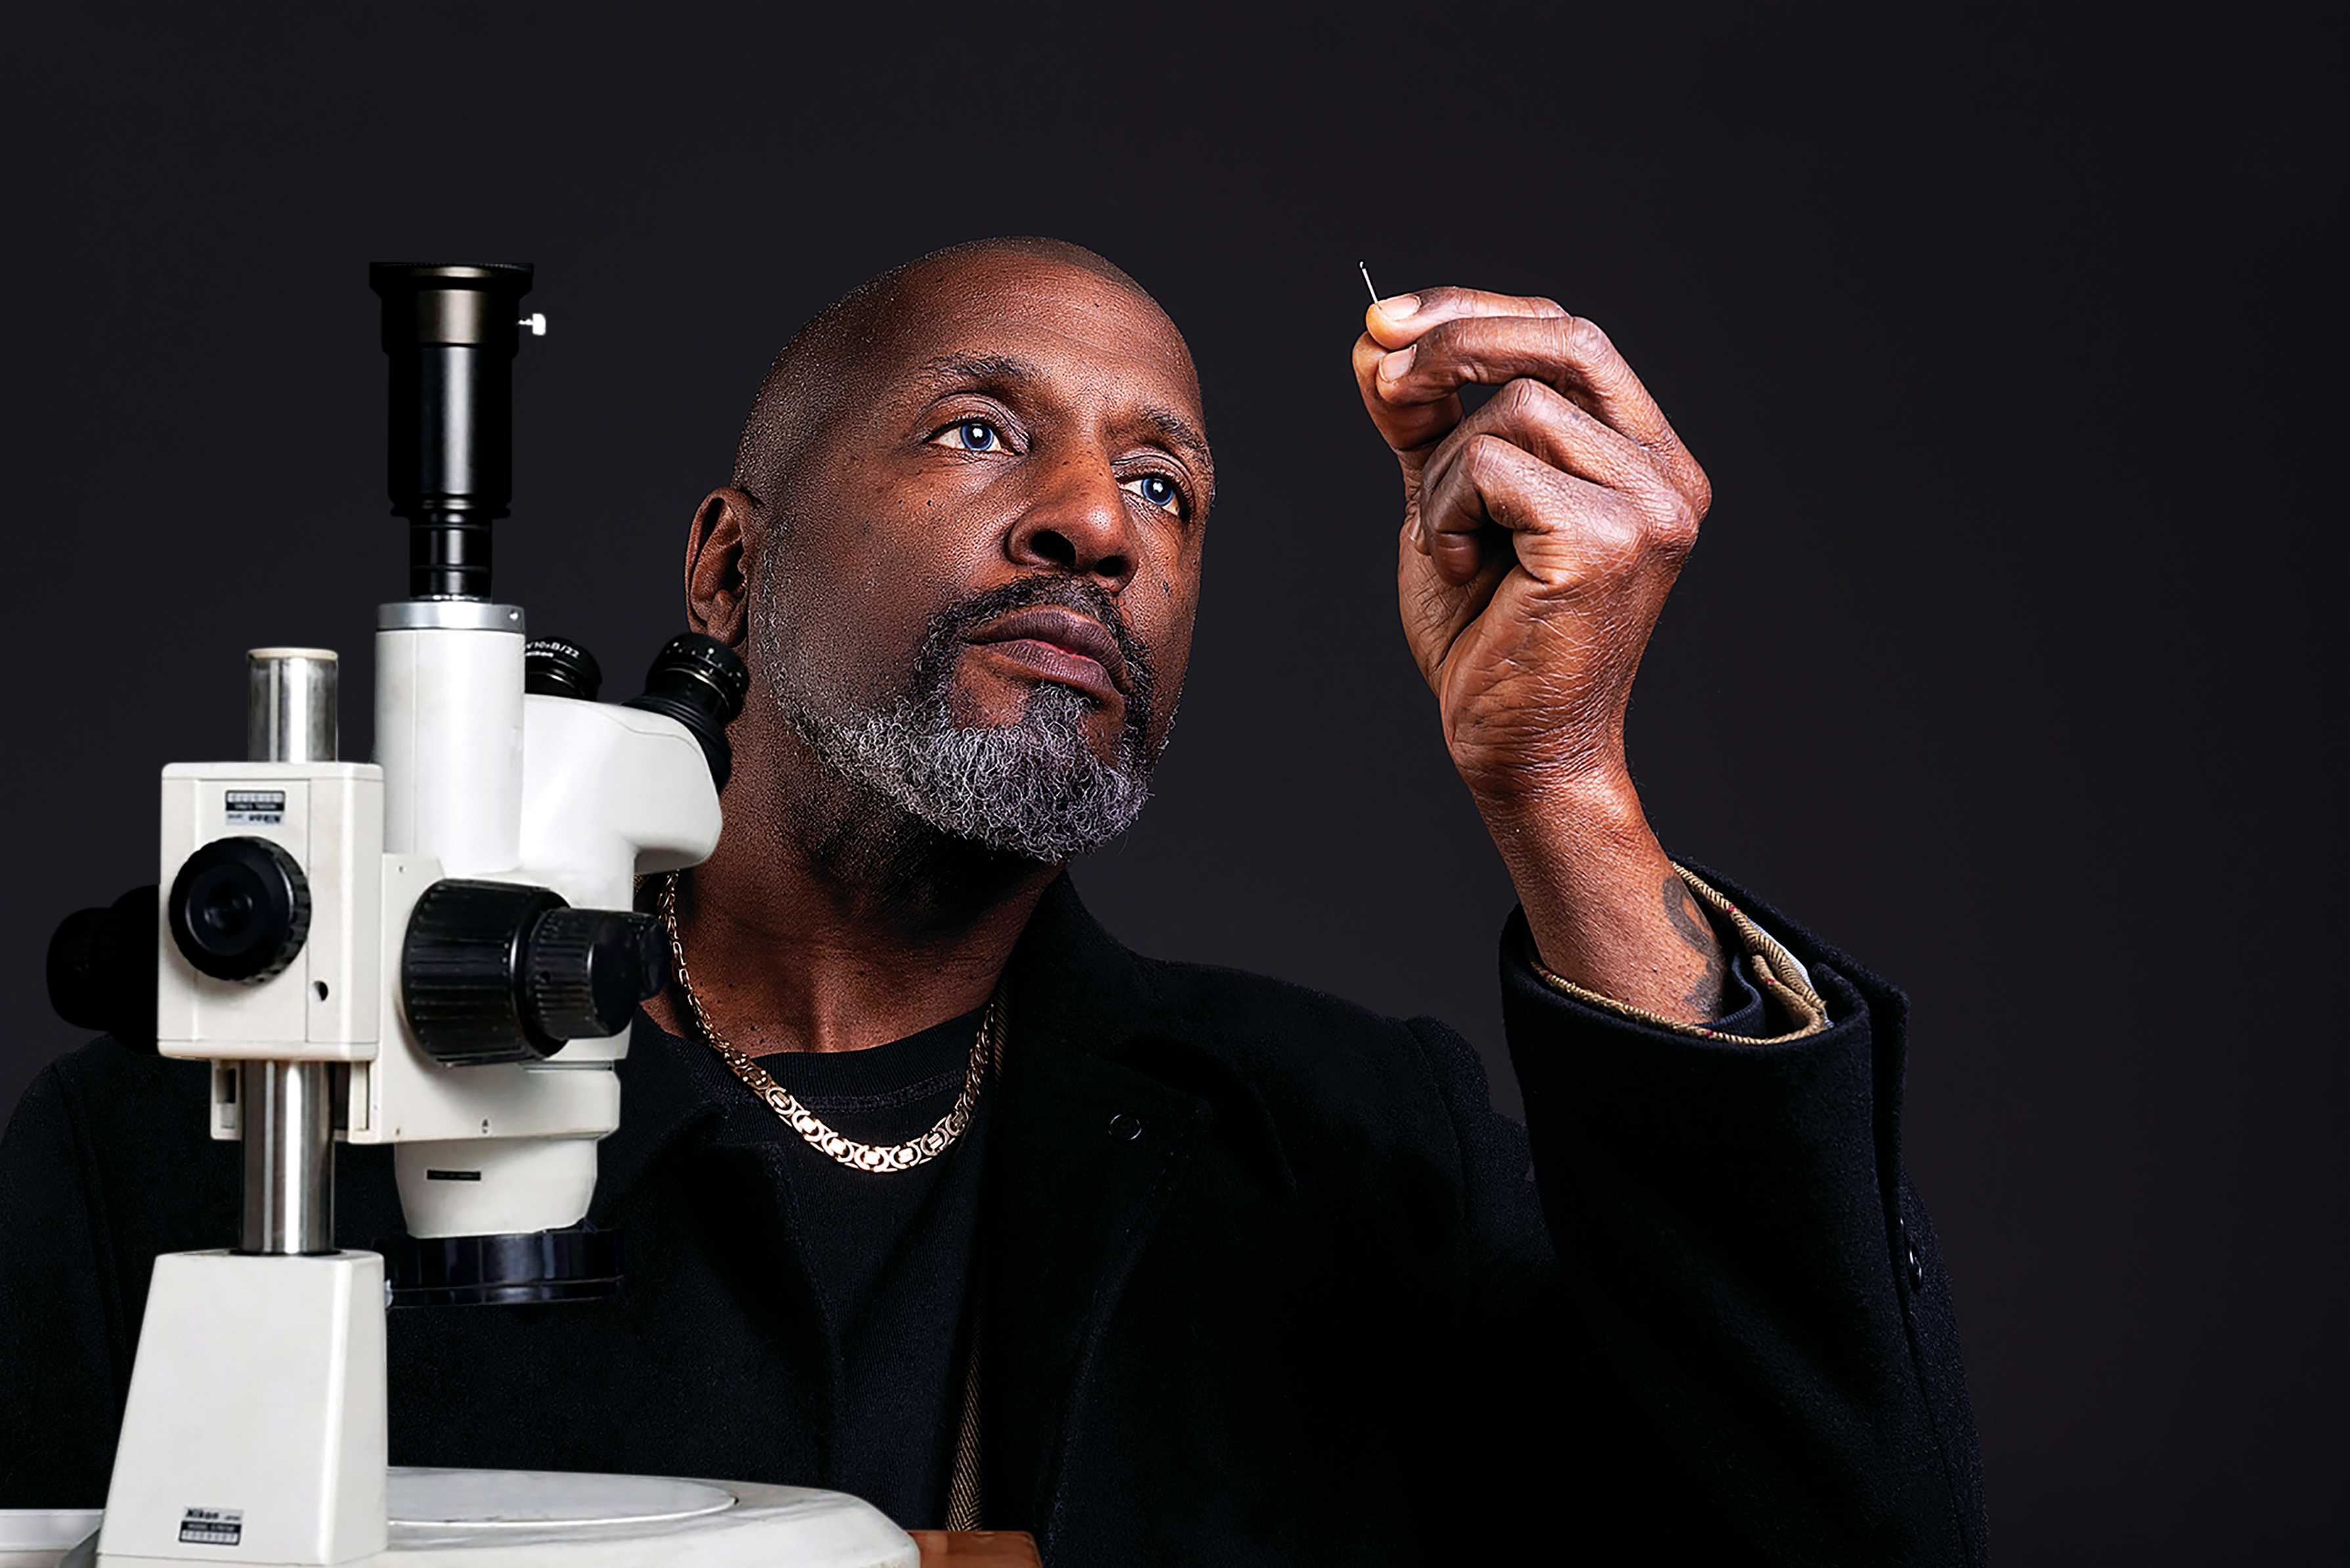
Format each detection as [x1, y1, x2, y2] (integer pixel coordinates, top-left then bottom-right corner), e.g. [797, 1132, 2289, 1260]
[525, 636, 603, 701]
[404, 880, 666, 1066]
[626, 633, 749, 791]
[167, 837, 311, 983]
[49, 884, 161, 1047]
[403, 879, 569, 1064]
[521, 908, 668, 1041]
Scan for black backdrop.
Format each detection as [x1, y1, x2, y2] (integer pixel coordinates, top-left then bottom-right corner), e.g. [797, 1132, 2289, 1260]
[3, 5, 2342, 1561]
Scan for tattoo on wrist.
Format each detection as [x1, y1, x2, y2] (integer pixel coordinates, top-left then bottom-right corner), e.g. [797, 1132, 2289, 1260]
[1662, 873, 1730, 1015]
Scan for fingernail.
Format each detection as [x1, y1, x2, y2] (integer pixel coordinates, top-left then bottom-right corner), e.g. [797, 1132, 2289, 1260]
[1377, 293, 1420, 320]
[1380, 346, 1415, 381]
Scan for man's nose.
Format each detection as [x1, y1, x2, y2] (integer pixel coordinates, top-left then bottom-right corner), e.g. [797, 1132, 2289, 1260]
[1006, 457, 1137, 591]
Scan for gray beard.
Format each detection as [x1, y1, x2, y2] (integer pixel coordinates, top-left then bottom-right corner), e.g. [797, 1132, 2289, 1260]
[794, 677, 1154, 862]
[758, 573, 1166, 867]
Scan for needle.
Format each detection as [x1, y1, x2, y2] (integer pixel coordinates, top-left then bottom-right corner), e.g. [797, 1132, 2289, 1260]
[1359, 260, 1380, 305]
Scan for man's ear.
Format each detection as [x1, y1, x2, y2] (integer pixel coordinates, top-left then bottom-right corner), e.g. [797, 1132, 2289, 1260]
[684, 487, 760, 645]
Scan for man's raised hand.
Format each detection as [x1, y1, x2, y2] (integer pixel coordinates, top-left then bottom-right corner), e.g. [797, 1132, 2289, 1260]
[1353, 285, 1734, 1022]
[1351, 286, 1710, 813]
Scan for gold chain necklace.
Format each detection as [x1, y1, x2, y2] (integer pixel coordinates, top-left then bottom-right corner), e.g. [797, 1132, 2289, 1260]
[655, 870, 1001, 1173]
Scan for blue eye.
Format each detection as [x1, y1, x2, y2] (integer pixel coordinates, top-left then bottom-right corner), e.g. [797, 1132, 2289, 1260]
[1125, 473, 1185, 515]
[950, 420, 998, 452]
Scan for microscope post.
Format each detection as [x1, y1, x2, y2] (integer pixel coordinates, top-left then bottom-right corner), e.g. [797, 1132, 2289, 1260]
[240, 649, 338, 1257]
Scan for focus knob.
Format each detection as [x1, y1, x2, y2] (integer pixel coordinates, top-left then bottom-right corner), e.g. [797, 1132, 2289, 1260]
[403, 879, 568, 1064]
[167, 837, 310, 983]
[521, 907, 668, 1042]
[50, 884, 162, 1045]
[403, 879, 667, 1066]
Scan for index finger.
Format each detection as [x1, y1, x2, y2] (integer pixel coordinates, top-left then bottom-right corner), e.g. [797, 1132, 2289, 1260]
[1353, 329, 1457, 473]
[1375, 313, 1695, 483]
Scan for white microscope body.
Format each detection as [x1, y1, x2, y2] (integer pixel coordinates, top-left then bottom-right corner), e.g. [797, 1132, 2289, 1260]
[60, 263, 918, 1568]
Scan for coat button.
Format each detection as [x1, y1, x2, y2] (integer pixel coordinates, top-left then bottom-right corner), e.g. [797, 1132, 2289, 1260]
[1108, 1112, 1143, 1143]
[1895, 1214, 1924, 1291]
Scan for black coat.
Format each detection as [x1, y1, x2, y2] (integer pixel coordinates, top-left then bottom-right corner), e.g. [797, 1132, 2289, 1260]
[0, 865, 1986, 1564]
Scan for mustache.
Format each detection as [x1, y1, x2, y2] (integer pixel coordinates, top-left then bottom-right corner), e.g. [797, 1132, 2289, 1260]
[915, 575, 1156, 713]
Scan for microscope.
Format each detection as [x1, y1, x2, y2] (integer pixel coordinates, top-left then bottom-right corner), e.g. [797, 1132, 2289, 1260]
[33, 264, 921, 1567]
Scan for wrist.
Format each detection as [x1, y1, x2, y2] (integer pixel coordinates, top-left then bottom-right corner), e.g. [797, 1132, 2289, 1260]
[1471, 770, 1650, 877]
[1475, 779, 1728, 1024]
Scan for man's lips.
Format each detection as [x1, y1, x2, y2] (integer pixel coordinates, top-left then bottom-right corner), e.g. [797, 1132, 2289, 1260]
[963, 606, 1129, 703]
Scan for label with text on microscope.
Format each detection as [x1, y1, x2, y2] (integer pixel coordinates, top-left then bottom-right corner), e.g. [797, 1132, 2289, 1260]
[223, 789, 286, 825]
[178, 1506, 243, 1546]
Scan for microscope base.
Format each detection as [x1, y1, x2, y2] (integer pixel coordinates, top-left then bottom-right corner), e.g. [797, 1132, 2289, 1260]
[98, 1252, 387, 1565]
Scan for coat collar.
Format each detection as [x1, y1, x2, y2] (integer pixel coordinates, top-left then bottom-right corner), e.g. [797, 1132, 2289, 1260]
[596, 868, 1294, 1541]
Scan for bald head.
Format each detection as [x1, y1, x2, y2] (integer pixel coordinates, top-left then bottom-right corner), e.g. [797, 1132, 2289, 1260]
[730, 236, 1181, 510]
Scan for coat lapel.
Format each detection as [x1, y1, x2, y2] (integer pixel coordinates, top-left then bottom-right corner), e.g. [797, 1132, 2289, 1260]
[980, 871, 1215, 1544]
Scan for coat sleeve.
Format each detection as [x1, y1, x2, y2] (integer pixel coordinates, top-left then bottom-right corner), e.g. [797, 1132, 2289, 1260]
[1398, 863, 1986, 1566]
[0, 1060, 134, 1506]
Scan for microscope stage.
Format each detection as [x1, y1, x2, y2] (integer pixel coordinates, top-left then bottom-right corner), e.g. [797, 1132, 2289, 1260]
[22, 1469, 918, 1568]
[376, 1468, 917, 1563]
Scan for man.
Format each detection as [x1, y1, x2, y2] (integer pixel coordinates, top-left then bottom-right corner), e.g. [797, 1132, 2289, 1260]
[1, 238, 1985, 1563]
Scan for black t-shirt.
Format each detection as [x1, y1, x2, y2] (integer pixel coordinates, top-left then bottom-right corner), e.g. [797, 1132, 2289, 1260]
[653, 1001, 993, 1528]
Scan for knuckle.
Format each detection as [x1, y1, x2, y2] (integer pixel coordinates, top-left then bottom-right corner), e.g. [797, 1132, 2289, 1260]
[1585, 517, 1647, 580]
[1489, 376, 1550, 422]
[1565, 315, 1615, 357]
[1530, 295, 1567, 318]
[1557, 315, 1625, 383]
[1651, 496, 1701, 557]
[1464, 432, 1517, 483]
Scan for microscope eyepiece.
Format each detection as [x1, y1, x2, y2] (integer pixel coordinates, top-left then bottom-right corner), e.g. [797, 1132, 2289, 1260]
[370, 262, 536, 601]
[524, 636, 603, 701]
[626, 633, 749, 791]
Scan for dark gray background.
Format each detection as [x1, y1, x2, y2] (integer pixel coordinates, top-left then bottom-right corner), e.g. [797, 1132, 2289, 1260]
[4, 4, 2342, 1561]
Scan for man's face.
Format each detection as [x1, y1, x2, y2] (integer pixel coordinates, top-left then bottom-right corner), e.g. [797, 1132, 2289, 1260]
[752, 251, 1211, 861]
